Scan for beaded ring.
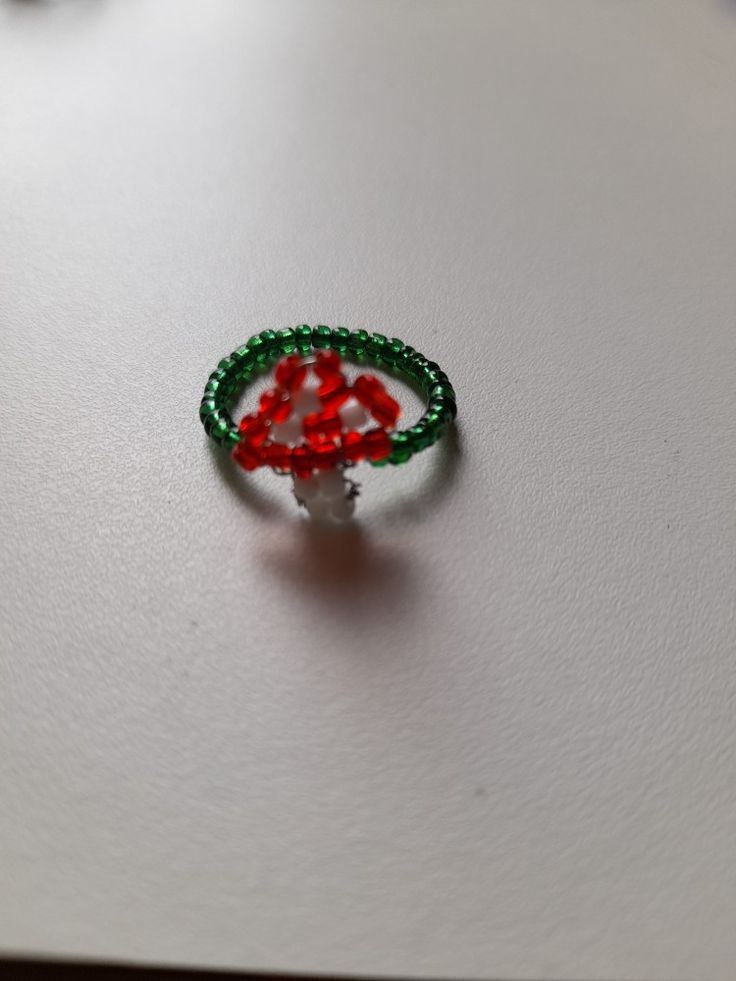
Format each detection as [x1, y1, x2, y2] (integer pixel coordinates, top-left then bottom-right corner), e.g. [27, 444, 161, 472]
[200, 325, 457, 519]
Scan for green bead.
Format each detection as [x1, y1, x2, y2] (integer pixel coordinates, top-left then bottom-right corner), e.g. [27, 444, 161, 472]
[204, 379, 221, 395]
[222, 428, 240, 449]
[246, 334, 270, 363]
[295, 324, 312, 342]
[277, 328, 296, 352]
[210, 416, 230, 443]
[199, 399, 217, 421]
[209, 368, 226, 384]
[382, 337, 404, 365]
[365, 332, 387, 355]
[425, 369, 449, 388]
[312, 325, 332, 348]
[331, 327, 350, 351]
[388, 431, 414, 465]
[259, 329, 278, 347]
[218, 357, 235, 374]
[408, 424, 431, 450]
[430, 383, 456, 401]
[430, 396, 456, 422]
[347, 329, 369, 354]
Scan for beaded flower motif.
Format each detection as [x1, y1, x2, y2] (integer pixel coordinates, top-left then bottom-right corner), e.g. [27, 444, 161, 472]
[232, 350, 401, 519]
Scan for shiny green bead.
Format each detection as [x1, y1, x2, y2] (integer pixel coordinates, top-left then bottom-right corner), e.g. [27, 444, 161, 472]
[210, 416, 230, 443]
[422, 410, 443, 432]
[388, 431, 413, 465]
[223, 428, 240, 449]
[277, 328, 296, 352]
[259, 329, 278, 347]
[425, 369, 449, 388]
[218, 357, 235, 374]
[430, 383, 456, 401]
[204, 379, 221, 396]
[247, 335, 264, 352]
[408, 424, 431, 450]
[382, 337, 404, 365]
[312, 325, 332, 348]
[365, 332, 387, 355]
[347, 329, 369, 354]
[199, 399, 217, 421]
[295, 324, 312, 342]
[430, 396, 456, 422]
[331, 327, 350, 351]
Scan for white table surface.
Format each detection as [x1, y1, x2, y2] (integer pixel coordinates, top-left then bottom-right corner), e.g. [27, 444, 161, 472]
[1, 2, 735, 979]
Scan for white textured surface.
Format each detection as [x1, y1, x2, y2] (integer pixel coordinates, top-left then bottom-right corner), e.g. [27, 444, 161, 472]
[1, 2, 736, 978]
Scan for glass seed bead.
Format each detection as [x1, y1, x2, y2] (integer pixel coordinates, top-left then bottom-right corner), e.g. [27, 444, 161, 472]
[341, 430, 367, 463]
[238, 413, 269, 445]
[409, 424, 431, 450]
[365, 332, 387, 355]
[275, 355, 307, 393]
[318, 377, 350, 410]
[431, 396, 457, 421]
[425, 369, 449, 388]
[218, 357, 235, 374]
[363, 428, 392, 460]
[312, 441, 339, 469]
[388, 432, 413, 464]
[314, 349, 342, 379]
[303, 410, 341, 445]
[291, 445, 315, 479]
[210, 416, 230, 443]
[347, 329, 369, 354]
[330, 327, 350, 351]
[259, 388, 291, 423]
[263, 442, 292, 471]
[259, 329, 278, 347]
[295, 324, 312, 342]
[233, 442, 261, 471]
[312, 325, 332, 348]
[430, 383, 456, 401]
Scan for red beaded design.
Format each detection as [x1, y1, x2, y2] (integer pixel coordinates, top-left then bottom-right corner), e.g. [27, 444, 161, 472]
[232, 351, 399, 475]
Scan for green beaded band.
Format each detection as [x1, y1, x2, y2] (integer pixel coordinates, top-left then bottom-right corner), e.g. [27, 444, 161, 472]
[199, 325, 457, 466]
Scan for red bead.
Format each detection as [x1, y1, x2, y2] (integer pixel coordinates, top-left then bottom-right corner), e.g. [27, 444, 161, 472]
[291, 445, 316, 479]
[303, 410, 342, 446]
[259, 388, 291, 423]
[238, 413, 269, 446]
[353, 374, 385, 402]
[363, 427, 392, 460]
[312, 441, 339, 470]
[353, 375, 400, 427]
[275, 355, 307, 393]
[370, 390, 401, 428]
[341, 430, 367, 463]
[262, 441, 292, 471]
[318, 376, 350, 410]
[314, 349, 343, 380]
[232, 442, 262, 471]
